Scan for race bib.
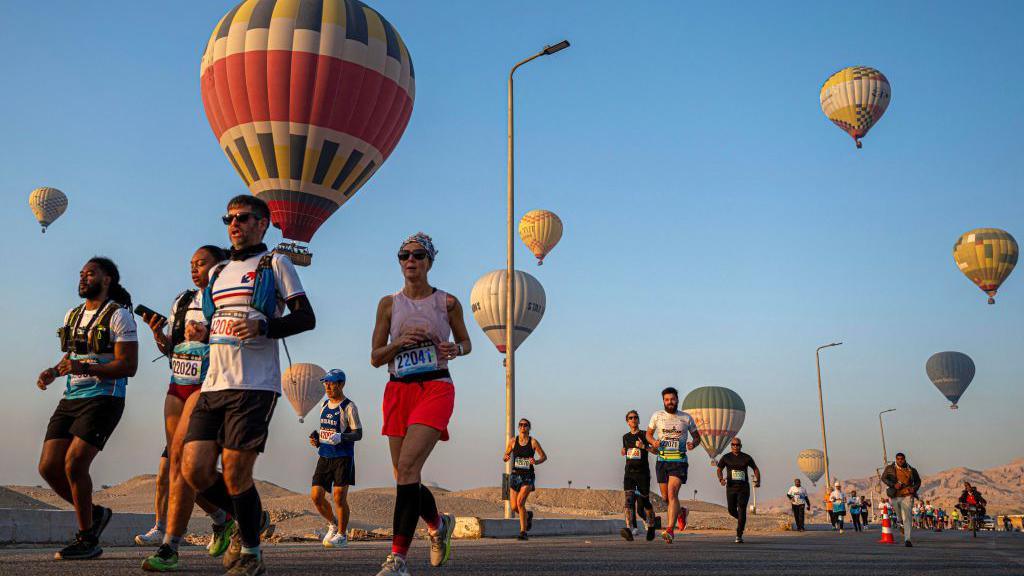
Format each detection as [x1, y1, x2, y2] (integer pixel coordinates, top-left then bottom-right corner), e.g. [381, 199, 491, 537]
[209, 310, 248, 347]
[514, 457, 532, 470]
[170, 353, 203, 385]
[730, 469, 747, 482]
[394, 343, 437, 378]
[626, 448, 643, 460]
[319, 429, 335, 442]
[68, 358, 101, 387]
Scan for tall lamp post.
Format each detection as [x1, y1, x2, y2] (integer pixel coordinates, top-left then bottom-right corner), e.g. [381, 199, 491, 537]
[815, 342, 842, 491]
[878, 408, 896, 466]
[505, 40, 570, 519]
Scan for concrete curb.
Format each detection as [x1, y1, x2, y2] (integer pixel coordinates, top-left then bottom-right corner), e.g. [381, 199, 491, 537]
[454, 517, 622, 539]
[0, 508, 155, 545]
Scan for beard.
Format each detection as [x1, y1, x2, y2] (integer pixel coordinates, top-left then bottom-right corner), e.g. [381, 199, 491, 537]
[663, 404, 677, 413]
[79, 282, 103, 299]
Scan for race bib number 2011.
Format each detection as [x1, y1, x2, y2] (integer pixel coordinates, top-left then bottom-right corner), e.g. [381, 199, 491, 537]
[394, 344, 437, 378]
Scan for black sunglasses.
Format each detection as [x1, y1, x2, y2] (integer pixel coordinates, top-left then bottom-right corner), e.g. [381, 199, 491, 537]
[222, 212, 261, 225]
[627, 415, 639, 420]
[398, 249, 429, 261]
[518, 422, 530, 428]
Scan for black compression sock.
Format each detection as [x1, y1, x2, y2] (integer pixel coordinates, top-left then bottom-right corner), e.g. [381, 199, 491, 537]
[420, 484, 441, 529]
[394, 483, 421, 541]
[231, 485, 263, 548]
[199, 476, 234, 512]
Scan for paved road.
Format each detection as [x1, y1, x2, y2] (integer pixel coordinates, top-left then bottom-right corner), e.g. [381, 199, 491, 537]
[2, 530, 1022, 576]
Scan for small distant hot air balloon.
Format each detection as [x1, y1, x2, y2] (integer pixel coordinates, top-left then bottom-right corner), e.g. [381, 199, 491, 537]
[28, 187, 68, 233]
[926, 351, 975, 410]
[282, 363, 327, 422]
[470, 270, 545, 353]
[519, 210, 563, 265]
[953, 228, 1017, 304]
[681, 386, 745, 465]
[797, 449, 825, 486]
[820, 66, 891, 148]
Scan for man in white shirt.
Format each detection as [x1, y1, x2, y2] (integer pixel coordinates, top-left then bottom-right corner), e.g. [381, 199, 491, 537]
[182, 196, 316, 576]
[646, 387, 701, 544]
[787, 478, 810, 531]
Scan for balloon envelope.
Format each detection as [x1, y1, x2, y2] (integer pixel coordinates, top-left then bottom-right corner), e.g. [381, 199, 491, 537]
[681, 386, 745, 465]
[926, 351, 975, 409]
[470, 270, 545, 353]
[953, 228, 1018, 304]
[797, 449, 825, 485]
[29, 187, 67, 232]
[820, 66, 890, 148]
[519, 210, 563, 265]
[200, 0, 415, 243]
[282, 363, 327, 422]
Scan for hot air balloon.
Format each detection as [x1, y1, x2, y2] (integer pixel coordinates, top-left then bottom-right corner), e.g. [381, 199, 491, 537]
[470, 270, 545, 353]
[797, 449, 825, 486]
[926, 351, 975, 410]
[953, 228, 1017, 304]
[820, 66, 891, 148]
[282, 362, 327, 422]
[519, 210, 563, 265]
[200, 0, 416, 265]
[28, 187, 67, 233]
[681, 386, 745, 465]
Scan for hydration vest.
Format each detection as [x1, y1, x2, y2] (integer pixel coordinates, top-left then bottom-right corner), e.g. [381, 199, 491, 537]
[202, 251, 279, 322]
[169, 289, 199, 350]
[58, 300, 120, 355]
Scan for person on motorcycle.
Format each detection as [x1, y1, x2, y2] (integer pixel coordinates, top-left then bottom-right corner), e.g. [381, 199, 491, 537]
[958, 482, 987, 518]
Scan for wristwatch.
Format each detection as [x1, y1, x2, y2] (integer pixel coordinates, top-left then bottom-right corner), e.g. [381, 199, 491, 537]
[456, 343, 464, 356]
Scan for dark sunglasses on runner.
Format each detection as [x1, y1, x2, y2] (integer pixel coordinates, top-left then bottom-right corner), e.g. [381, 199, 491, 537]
[222, 212, 260, 225]
[731, 442, 741, 446]
[518, 422, 530, 428]
[627, 415, 639, 420]
[398, 249, 429, 261]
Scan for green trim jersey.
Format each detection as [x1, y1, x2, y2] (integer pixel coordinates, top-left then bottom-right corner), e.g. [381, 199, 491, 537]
[647, 409, 698, 462]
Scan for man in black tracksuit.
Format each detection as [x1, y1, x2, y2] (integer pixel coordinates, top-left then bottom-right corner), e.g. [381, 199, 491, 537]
[716, 437, 760, 543]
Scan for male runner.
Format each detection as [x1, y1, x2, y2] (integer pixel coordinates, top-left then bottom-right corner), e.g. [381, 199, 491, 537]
[309, 369, 362, 548]
[646, 387, 700, 543]
[182, 195, 315, 576]
[716, 437, 760, 543]
[621, 410, 656, 542]
[786, 478, 810, 531]
[37, 257, 138, 560]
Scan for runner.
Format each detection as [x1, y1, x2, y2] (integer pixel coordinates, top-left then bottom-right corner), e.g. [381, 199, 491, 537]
[620, 410, 656, 542]
[504, 418, 547, 540]
[646, 387, 701, 544]
[847, 490, 863, 532]
[715, 437, 760, 543]
[37, 257, 138, 560]
[786, 478, 810, 531]
[308, 369, 362, 549]
[829, 481, 846, 534]
[140, 245, 238, 572]
[861, 497, 871, 529]
[182, 195, 316, 576]
[370, 232, 472, 576]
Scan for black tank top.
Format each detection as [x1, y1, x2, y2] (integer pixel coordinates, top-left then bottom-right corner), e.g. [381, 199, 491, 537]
[511, 436, 535, 472]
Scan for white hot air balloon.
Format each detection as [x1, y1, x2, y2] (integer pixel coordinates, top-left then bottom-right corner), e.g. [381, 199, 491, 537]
[797, 449, 825, 486]
[282, 363, 326, 422]
[470, 270, 546, 353]
[29, 187, 68, 233]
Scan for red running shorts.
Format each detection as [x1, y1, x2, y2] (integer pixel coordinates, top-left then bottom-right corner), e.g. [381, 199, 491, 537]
[381, 380, 455, 441]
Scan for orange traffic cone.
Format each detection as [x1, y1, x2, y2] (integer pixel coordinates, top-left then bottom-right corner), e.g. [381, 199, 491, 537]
[878, 508, 895, 544]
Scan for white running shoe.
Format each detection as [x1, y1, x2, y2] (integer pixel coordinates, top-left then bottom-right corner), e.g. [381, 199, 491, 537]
[376, 553, 411, 576]
[134, 526, 164, 546]
[322, 524, 338, 546]
[325, 532, 348, 548]
[632, 527, 642, 537]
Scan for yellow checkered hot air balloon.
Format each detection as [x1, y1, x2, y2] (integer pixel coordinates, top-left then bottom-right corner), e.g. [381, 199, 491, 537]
[820, 66, 891, 149]
[953, 228, 1018, 304]
[518, 210, 563, 265]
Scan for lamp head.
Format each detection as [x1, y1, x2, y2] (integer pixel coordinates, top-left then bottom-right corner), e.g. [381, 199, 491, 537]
[543, 40, 570, 55]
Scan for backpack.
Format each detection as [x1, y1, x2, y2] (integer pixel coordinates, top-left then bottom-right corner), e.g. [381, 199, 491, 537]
[203, 252, 279, 322]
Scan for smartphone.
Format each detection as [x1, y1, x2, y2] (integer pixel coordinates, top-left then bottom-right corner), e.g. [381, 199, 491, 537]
[134, 304, 167, 324]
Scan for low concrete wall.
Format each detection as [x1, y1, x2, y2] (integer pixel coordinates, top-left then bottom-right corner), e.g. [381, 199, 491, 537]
[0, 508, 155, 545]
[454, 517, 621, 539]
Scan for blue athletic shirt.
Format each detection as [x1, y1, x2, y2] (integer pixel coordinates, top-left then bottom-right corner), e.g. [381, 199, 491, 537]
[317, 398, 361, 458]
[63, 304, 137, 400]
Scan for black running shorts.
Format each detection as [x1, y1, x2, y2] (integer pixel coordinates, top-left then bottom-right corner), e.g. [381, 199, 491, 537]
[184, 390, 278, 452]
[623, 470, 651, 497]
[655, 460, 689, 484]
[311, 456, 355, 490]
[44, 397, 125, 450]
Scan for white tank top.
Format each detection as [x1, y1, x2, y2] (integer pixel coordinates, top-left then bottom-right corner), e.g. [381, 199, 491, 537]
[388, 289, 452, 376]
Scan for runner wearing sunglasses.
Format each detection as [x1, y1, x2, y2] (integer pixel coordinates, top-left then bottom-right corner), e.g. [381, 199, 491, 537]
[503, 418, 547, 540]
[716, 437, 760, 543]
[370, 232, 472, 576]
[621, 410, 656, 541]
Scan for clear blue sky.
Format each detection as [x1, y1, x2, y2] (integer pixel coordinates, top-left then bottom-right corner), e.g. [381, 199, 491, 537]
[1, 1, 1021, 504]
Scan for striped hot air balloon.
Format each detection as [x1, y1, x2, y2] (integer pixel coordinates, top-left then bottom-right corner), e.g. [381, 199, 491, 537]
[953, 228, 1017, 304]
[28, 187, 68, 233]
[926, 351, 975, 410]
[282, 362, 327, 422]
[797, 449, 825, 486]
[519, 210, 563, 265]
[681, 386, 745, 465]
[820, 66, 891, 148]
[469, 270, 545, 353]
[200, 0, 415, 249]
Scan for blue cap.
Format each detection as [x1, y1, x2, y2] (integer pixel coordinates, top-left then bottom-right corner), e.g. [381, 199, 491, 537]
[320, 369, 346, 383]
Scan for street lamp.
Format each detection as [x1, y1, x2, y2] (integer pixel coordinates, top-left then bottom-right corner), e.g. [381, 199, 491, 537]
[815, 342, 842, 490]
[878, 408, 896, 466]
[504, 40, 570, 519]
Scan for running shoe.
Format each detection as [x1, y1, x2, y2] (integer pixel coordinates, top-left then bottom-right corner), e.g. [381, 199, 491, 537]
[376, 553, 411, 576]
[661, 530, 674, 544]
[646, 522, 656, 542]
[208, 518, 236, 557]
[620, 527, 634, 541]
[324, 532, 348, 548]
[223, 511, 271, 570]
[678, 506, 688, 531]
[321, 524, 338, 547]
[527, 510, 534, 531]
[839, 528, 844, 534]
[517, 531, 529, 541]
[54, 532, 102, 560]
[429, 513, 455, 567]
[135, 526, 164, 546]
[141, 544, 179, 572]
[91, 505, 113, 541]
[735, 536, 744, 544]
[905, 541, 913, 547]
[226, 553, 266, 576]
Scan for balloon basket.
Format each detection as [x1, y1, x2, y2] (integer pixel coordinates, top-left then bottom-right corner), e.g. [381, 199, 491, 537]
[276, 242, 312, 267]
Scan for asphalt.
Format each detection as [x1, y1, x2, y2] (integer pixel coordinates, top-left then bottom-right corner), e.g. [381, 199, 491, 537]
[1, 529, 1022, 576]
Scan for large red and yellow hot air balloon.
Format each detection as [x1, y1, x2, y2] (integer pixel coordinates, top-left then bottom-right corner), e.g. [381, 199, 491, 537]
[200, 0, 415, 261]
